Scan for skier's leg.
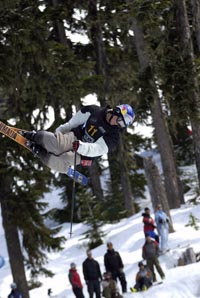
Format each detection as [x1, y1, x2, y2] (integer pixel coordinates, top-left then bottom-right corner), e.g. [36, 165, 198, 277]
[147, 259, 156, 282]
[87, 281, 94, 298]
[154, 257, 165, 279]
[162, 228, 169, 252]
[94, 280, 101, 298]
[37, 150, 81, 173]
[34, 131, 76, 155]
[118, 271, 127, 293]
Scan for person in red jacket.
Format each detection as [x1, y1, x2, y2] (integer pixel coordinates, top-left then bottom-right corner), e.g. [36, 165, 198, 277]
[68, 263, 85, 298]
[142, 208, 159, 243]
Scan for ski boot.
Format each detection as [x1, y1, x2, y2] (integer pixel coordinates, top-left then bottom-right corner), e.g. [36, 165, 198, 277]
[20, 130, 36, 141]
[26, 141, 46, 157]
[142, 285, 147, 291]
[130, 287, 137, 293]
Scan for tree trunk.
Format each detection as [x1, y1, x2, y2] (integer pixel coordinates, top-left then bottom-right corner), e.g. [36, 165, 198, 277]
[51, 0, 69, 46]
[191, 0, 200, 51]
[118, 133, 135, 214]
[143, 156, 174, 233]
[130, 17, 184, 208]
[174, 0, 200, 188]
[88, 160, 104, 200]
[88, 0, 135, 209]
[0, 175, 29, 298]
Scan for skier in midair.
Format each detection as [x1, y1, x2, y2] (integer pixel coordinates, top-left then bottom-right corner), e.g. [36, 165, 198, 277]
[23, 104, 135, 173]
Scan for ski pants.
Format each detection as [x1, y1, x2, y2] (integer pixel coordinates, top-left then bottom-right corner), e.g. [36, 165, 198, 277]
[111, 271, 127, 293]
[158, 227, 169, 253]
[73, 287, 85, 298]
[87, 280, 101, 298]
[34, 131, 81, 173]
[134, 277, 152, 291]
[146, 257, 165, 282]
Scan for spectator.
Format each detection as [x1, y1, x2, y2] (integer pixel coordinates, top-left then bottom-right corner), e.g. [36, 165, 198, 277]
[82, 250, 102, 298]
[104, 242, 127, 293]
[68, 263, 85, 298]
[8, 283, 22, 298]
[130, 261, 153, 292]
[101, 272, 122, 298]
[155, 204, 169, 254]
[142, 234, 165, 282]
[142, 207, 159, 243]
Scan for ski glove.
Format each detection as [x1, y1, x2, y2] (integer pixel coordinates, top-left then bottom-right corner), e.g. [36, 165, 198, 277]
[73, 140, 79, 152]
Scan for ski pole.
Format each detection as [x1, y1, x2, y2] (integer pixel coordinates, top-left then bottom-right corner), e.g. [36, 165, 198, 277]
[69, 151, 77, 238]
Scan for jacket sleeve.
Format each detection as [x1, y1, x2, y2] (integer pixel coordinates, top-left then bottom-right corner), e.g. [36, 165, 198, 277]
[82, 261, 88, 281]
[104, 254, 109, 272]
[142, 246, 146, 259]
[77, 137, 108, 157]
[56, 110, 91, 134]
[135, 272, 140, 282]
[147, 269, 153, 280]
[117, 252, 124, 269]
[97, 262, 102, 280]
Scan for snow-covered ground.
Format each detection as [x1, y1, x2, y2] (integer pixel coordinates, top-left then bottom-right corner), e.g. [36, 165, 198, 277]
[0, 190, 200, 298]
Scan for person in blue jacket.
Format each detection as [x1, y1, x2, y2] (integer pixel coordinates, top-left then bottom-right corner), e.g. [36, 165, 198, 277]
[8, 283, 22, 298]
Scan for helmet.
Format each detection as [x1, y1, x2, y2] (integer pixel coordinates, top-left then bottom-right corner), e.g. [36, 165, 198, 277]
[10, 282, 17, 289]
[115, 104, 135, 127]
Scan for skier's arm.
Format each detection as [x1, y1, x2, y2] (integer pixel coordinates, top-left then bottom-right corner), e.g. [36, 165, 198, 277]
[56, 110, 91, 134]
[117, 252, 124, 269]
[104, 254, 109, 272]
[77, 137, 108, 157]
[82, 262, 88, 281]
[142, 246, 146, 260]
[97, 262, 102, 280]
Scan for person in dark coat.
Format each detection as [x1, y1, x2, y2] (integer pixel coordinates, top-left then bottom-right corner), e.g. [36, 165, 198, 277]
[142, 234, 165, 282]
[130, 261, 153, 292]
[104, 242, 127, 293]
[68, 263, 85, 298]
[8, 283, 22, 298]
[82, 250, 102, 298]
[142, 208, 159, 243]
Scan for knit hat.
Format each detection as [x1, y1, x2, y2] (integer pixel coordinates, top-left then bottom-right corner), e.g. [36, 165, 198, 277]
[138, 261, 144, 267]
[70, 262, 76, 268]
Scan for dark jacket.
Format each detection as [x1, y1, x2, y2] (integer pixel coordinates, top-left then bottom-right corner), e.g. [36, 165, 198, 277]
[104, 249, 124, 273]
[72, 105, 120, 160]
[82, 258, 102, 281]
[8, 290, 22, 298]
[142, 240, 159, 260]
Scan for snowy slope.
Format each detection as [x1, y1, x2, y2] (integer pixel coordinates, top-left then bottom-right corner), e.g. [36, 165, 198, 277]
[0, 194, 200, 298]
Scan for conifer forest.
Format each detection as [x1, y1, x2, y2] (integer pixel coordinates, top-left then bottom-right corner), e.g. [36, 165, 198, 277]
[0, 1, 200, 297]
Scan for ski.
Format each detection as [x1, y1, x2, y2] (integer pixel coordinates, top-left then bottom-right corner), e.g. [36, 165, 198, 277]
[153, 281, 163, 286]
[0, 121, 32, 151]
[0, 121, 89, 186]
[67, 167, 88, 186]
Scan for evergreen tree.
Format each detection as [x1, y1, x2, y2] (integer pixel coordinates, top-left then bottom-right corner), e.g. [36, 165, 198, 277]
[0, 0, 88, 294]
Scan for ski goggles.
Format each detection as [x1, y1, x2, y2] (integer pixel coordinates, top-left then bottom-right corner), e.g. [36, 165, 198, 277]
[117, 115, 126, 128]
